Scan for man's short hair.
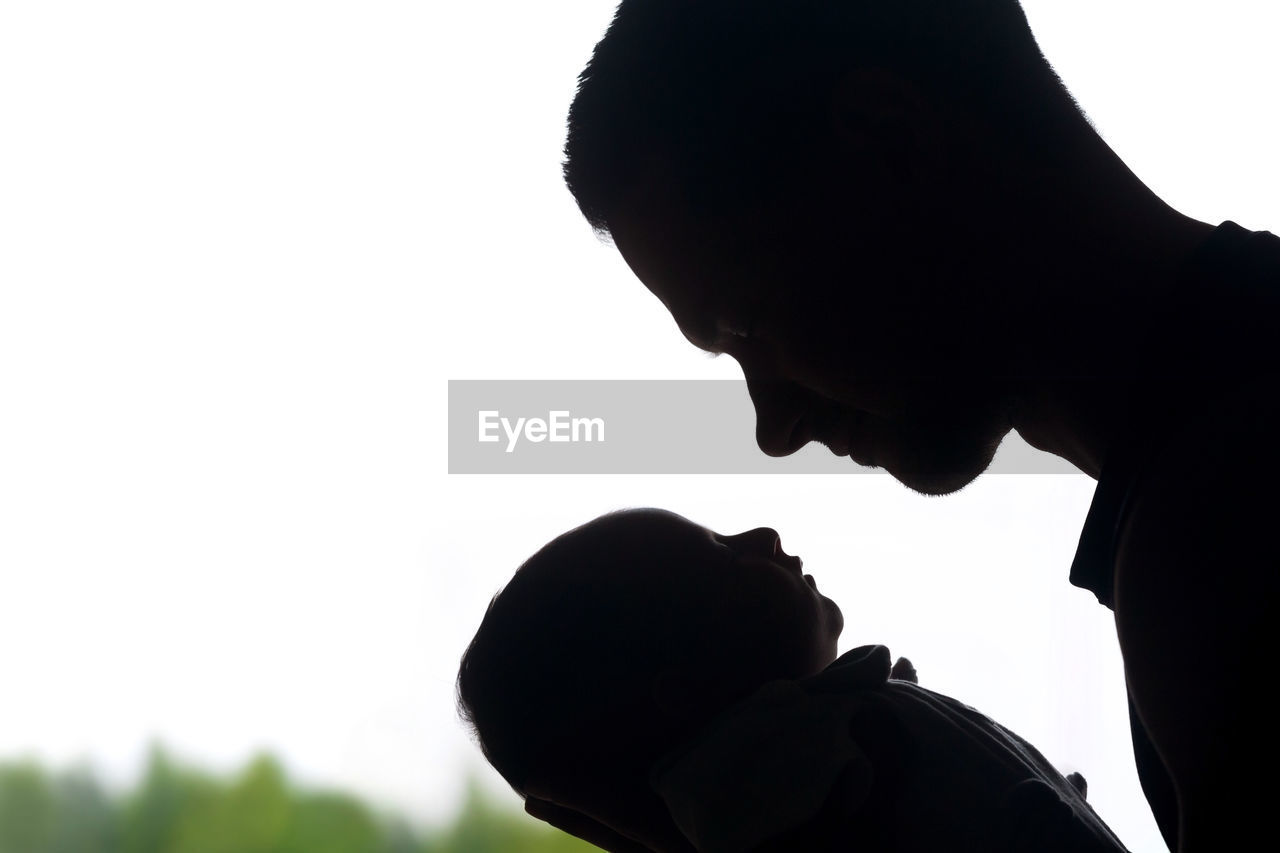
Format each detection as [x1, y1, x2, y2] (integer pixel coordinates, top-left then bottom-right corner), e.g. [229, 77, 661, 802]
[564, 0, 1082, 234]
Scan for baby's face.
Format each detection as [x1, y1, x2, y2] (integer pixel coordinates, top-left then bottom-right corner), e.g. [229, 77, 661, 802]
[588, 509, 844, 682]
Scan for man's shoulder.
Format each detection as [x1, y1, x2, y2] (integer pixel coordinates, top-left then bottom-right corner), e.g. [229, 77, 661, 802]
[1122, 377, 1280, 544]
[1121, 219, 1280, 577]
[1118, 378, 1280, 581]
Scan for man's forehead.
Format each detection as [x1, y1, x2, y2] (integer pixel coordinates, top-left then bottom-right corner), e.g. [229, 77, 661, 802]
[607, 179, 739, 354]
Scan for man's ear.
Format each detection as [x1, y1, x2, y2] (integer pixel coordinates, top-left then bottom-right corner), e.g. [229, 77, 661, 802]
[827, 67, 942, 188]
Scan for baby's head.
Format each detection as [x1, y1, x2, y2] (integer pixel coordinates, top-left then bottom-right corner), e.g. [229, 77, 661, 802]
[457, 508, 842, 838]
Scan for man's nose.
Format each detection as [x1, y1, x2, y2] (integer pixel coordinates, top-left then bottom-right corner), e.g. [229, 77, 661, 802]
[746, 376, 812, 457]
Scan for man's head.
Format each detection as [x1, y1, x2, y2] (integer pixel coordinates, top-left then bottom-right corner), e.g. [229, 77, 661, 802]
[564, 1, 1123, 494]
[456, 509, 842, 836]
[565, 0, 1084, 234]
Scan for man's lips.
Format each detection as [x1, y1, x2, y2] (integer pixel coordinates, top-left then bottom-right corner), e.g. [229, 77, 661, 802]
[812, 411, 879, 467]
[817, 433, 877, 468]
[804, 407, 859, 457]
[818, 436, 849, 457]
[847, 446, 878, 468]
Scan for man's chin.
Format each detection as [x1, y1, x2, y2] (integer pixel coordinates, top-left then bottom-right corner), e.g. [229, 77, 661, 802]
[891, 466, 984, 496]
[878, 433, 1006, 496]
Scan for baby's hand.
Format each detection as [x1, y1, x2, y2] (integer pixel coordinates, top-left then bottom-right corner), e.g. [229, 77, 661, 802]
[890, 656, 918, 684]
[1066, 771, 1088, 799]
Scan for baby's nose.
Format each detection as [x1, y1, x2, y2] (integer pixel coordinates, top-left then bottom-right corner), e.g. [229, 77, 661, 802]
[729, 526, 781, 557]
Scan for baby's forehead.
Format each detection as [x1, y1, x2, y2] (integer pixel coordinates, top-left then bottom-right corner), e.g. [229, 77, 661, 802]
[583, 507, 716, 555]
[576, 508, 707, 546]
[536, 509, 716, 582]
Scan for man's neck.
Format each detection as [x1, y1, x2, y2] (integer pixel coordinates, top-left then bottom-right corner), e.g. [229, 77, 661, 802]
[997, 155, 1216, 477]
[1012, 380, 1136, 478]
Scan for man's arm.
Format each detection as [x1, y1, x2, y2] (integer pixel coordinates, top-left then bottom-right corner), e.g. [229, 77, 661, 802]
[1114, 384, 1280, 853]
[524, 795, 654, 853]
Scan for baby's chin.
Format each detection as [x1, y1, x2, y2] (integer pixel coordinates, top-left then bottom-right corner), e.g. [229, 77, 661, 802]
[823, 595, 845, 652]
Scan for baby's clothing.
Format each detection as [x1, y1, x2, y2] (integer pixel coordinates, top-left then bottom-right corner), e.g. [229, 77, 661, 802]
[650, 645, 1129, 853]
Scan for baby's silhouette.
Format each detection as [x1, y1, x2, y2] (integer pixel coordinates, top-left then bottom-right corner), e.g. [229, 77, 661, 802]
[458, 509, 1127, 852]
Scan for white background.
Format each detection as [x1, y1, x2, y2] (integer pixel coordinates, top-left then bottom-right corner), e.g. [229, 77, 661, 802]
[2, 2, 1277, 851]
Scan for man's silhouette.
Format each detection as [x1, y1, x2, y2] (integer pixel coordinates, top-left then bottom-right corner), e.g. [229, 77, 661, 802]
[562, 2, 1279, 851]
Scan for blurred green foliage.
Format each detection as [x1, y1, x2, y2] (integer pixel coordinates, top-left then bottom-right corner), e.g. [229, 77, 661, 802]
[0, 750, 598, 853]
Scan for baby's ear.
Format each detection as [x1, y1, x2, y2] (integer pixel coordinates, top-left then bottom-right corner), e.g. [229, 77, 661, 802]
[890, 656, 918, 684]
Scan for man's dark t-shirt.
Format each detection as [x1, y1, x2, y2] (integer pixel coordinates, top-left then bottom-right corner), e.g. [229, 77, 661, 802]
[1069, 221, 1280, 850]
